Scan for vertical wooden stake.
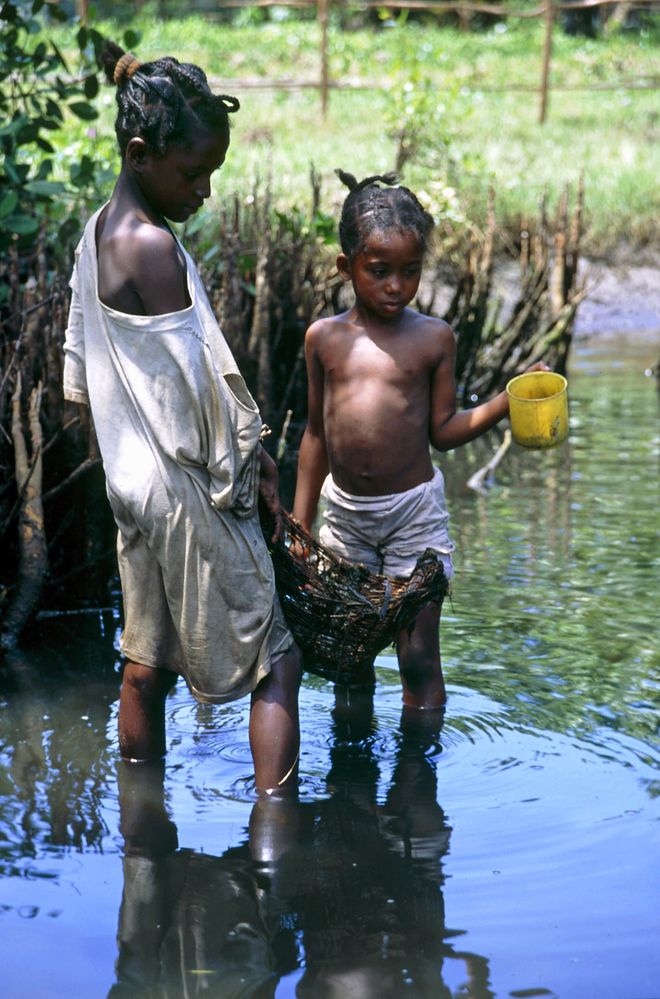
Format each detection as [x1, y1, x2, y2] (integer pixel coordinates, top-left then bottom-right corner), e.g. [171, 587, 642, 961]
[539, 0, 554, 124]
[318, 0, 329, 119]
[458, 3, 472, 32]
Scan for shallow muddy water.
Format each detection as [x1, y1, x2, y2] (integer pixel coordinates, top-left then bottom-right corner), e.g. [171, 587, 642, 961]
[1, 335, 658, 999]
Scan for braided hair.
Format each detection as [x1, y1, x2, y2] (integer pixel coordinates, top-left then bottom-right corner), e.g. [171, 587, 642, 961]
[101, 41, 240, 158]
[336, 169, 434, 259]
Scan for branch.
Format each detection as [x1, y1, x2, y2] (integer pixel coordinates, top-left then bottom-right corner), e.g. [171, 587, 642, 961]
[467, 429, 512, 493]
[42, 457, 102, 504]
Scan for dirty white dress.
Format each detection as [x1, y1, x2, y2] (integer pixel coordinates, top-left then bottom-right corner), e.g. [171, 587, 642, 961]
[63, 207, 291, 703]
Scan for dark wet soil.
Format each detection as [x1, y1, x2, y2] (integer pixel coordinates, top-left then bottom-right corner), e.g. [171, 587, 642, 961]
[573, 255, 660, 341]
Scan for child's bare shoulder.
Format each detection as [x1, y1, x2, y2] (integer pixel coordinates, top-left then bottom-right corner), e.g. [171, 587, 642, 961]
[99, 216, 179, 275]
[304, 311, 351, 345]
[409, 310, 455, 357]
[98, 214, 186, 314]
[411, 310, 453, 336]
[128, 220, 181, 271]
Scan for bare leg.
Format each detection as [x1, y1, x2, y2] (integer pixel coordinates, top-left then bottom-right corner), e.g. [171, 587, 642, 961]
[118, 661, 178, 763]
[396, 601, 446, 709]
[250, 644, 302, 794]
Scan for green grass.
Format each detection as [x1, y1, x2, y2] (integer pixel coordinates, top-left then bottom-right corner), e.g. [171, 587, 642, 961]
[53, 13, 660, 255]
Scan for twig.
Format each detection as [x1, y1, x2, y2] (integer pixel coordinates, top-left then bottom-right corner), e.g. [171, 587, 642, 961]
[277, 409, 293, 462]
[42, 457, 102, 504]
[466, 429, 512, 492]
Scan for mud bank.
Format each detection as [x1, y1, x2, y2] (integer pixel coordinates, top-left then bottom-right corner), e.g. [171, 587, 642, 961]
[487, 254, 660, 343]
[573, 257, 660, 341]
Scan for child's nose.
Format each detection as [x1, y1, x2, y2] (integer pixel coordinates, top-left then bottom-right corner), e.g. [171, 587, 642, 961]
[195, 175, 212, 200]
[385, 273, 401, 292]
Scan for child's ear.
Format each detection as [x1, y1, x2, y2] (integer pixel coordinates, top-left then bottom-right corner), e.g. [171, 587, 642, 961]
[336, 253, 352, 282]
[125, 137, 149, 174]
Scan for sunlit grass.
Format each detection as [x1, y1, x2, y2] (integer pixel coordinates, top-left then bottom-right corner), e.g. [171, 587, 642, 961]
[52, 13, 659, 254]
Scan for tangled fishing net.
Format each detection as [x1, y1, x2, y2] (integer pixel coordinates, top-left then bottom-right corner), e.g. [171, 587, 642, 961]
[268, 511, 449, 685]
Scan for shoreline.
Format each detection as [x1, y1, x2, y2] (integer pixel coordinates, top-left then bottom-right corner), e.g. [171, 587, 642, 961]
[488, 253, 660, 344]
[573, 255, 660, 342]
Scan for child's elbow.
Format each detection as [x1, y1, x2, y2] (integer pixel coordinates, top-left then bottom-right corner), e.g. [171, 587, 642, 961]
[431, 437, 453, 454]
[430, 417, 456, 452]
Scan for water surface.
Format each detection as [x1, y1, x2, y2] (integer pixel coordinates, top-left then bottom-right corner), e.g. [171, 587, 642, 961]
[1, 335, 658, 999]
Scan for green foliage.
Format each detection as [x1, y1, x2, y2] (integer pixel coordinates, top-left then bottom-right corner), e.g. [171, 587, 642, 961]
[0, 0, 114, 274]
[9, 9, 660, 259]
[385, 51, 462, 173]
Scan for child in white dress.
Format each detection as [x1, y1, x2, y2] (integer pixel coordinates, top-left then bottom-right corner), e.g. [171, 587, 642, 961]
[64, 43, 300, 792]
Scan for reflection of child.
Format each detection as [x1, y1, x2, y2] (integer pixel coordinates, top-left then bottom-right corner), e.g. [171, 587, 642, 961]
[293, 171, 546, 708]
[63, 44, 300, 792]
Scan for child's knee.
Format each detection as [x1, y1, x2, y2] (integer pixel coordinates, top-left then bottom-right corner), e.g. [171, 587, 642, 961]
[262, 643, 302, 697]
[277, 643, 303, 692]
[122, 662, 177, 701]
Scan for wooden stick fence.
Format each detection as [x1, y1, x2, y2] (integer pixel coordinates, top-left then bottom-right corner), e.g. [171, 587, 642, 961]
[75, 0, 658, 121]
[212, 0, 660, 122]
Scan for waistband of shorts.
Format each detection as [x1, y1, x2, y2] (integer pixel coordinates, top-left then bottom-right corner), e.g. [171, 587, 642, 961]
[323, 467, 442, 507]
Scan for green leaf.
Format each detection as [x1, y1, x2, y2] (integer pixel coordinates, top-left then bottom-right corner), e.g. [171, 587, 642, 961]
[83, 74, 99, 99]
[88, 28, 105, 61]
[0, 115, 28, 138]
[1, 28, 18, 51]
[50, 40, 68, 69]
[203, 244, 220, 262]
[35, 158, 53, 179]
[8, 214, 40, 235]
[45, 98, 63, 121]
[69, 154, 96, 188]
[39, 116, 62, 130]
[0, 191, 19, 219]
[68, 101, 98, 121]
[35, 136, 55, 153]
[25, 179, 65, 196]
[33, 40, 47, 65]
[3, 159, 22, 185]
[47, 4, 68, 23]
[123, 29, 141, 49]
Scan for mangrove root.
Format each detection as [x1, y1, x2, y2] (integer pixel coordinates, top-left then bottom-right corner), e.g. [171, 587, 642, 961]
[1, 374, 48, 650]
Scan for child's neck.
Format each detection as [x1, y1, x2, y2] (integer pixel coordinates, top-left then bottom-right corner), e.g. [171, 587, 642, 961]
[112, 168, 166, 229]
[352, 298, 412, 332]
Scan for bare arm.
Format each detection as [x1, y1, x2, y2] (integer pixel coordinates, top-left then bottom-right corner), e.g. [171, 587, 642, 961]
[292, 326, 328, 533]
[429, 325, 509, 451]
[258, 445, 283, 543]
[430, 327, 550, 451]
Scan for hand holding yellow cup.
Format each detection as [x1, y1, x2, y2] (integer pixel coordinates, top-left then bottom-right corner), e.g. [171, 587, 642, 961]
[506, 371, 569, 449]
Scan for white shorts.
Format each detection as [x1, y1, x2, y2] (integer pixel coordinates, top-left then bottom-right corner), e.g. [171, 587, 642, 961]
[319, 468, 454, 580]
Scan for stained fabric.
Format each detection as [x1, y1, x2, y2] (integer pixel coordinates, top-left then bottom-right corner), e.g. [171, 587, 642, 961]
[63, 207, 291, 703]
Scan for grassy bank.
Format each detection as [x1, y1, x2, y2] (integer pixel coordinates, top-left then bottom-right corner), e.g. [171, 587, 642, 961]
[54, 14, 659, 256]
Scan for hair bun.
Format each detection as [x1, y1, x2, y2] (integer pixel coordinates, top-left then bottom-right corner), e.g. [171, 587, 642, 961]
[218, 94, 240, 114]
[336, 169, 399, 193]
[335, 168, 358, 191]
[113, 52, 141, 86]
[377, 172, 398, 187]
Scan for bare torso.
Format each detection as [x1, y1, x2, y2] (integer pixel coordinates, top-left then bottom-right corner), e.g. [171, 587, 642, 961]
[313, 306, 453, 495]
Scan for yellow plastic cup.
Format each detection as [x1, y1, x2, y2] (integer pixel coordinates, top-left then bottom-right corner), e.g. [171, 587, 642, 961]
[506, 371, 569, 449]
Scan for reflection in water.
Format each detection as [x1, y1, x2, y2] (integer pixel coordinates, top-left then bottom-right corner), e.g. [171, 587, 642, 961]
[1, 344, 658, 998]
[0, 621, 118, 861]
[110, 693, 493, 998]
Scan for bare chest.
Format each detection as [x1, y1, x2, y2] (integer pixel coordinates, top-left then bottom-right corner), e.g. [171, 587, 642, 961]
[320, 331, 432, 394]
